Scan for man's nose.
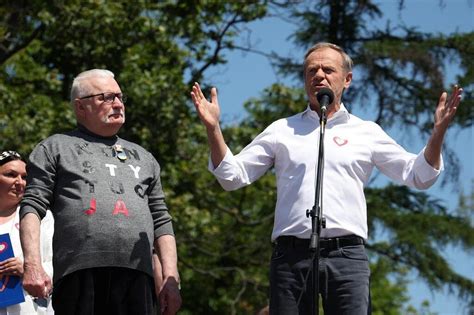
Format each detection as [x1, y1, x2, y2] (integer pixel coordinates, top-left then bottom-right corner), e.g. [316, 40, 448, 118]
[112, 99, 124, 108]
[315, 68, 325, 79]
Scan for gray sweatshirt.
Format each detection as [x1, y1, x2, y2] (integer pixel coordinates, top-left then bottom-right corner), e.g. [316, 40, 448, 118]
[20, 125, 174, 283]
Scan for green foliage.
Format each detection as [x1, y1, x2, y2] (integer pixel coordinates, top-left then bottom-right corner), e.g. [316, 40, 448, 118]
[369, 258, 412, 315]
[243, 84, 307, 129]
[366, 185, 473, 300]
[1, 0, 472, 314]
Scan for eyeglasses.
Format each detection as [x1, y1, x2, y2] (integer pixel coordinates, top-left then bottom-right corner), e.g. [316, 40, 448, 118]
[79, 92, 127, 104]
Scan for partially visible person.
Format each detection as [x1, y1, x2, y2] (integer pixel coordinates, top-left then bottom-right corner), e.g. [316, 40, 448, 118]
[20, 69, 181, 315]
[0, 150, 54, 315]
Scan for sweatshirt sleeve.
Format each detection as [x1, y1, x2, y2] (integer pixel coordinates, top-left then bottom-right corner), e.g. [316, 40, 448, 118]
[147, 153, 174, 239]
[20, 142, 56, 220]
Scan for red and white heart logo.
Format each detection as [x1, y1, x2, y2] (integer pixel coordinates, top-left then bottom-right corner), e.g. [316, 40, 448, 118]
[333, 136, 348, 146]
[0, 242, 7, 253]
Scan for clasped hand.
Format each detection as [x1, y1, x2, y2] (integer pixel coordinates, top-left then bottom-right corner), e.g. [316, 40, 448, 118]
[0, 257, 23, 277]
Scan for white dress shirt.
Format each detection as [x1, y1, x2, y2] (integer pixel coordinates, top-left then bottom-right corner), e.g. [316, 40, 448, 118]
[210, 104, 442, 241]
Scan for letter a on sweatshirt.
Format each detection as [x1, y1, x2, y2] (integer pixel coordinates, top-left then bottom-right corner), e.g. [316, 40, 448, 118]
[112, 199, 129, 216]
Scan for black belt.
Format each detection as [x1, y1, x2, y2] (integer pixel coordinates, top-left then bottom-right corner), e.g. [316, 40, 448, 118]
[274, 235, 365, 251]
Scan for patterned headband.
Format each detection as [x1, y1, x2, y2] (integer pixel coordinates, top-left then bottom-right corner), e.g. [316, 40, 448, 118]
[0, 150, 23, 166]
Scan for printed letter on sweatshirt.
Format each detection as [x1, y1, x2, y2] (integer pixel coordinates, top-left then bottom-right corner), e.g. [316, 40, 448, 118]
[85, 198, 97, 215]
[105, 163, 117, 176]
[128, 165, 141, 179]
[112, 199, 129, 216]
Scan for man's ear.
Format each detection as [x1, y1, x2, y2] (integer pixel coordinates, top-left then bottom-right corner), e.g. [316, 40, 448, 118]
[344, 71, 352, 89]
[74, 99, 86, 119]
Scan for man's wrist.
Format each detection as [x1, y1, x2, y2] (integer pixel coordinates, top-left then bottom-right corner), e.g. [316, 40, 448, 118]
[163, 273, 181, 289]
[24, 260, 41, 267]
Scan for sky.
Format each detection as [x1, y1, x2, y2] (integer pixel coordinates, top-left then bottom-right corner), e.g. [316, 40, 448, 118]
[203, 1, 473, 314]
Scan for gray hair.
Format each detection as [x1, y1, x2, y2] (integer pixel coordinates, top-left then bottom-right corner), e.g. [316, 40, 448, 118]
[70, 69, 115, 102]
[303, 42, 353, 74]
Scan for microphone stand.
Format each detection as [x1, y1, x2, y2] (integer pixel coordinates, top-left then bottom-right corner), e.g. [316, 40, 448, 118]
[306, 106, 327, 315]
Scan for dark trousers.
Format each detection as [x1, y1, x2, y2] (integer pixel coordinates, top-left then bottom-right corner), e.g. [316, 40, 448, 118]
[52, 267, 156, 315]
[270, 236, 371, 315]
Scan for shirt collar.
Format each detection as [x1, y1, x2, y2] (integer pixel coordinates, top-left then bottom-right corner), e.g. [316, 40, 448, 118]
[301, 103, 350, 124]
[77, 123, 119, 141]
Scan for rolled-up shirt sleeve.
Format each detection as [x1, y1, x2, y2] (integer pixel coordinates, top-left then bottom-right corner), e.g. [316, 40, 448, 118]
[372, 124, 443, 190]
[411, 147, 443, 188]
[208, 124, 276, 191]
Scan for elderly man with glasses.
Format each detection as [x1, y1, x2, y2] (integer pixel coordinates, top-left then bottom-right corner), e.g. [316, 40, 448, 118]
[19, 69, 181, 315]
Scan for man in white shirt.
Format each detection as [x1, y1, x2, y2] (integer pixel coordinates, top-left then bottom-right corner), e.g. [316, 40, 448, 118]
[190, 42, 462, 314]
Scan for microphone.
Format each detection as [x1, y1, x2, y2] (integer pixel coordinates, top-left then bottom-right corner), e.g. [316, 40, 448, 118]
[316, 87, 335, 112]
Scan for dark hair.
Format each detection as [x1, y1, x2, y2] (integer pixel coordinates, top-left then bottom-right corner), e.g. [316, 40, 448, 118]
[0, 151, 23, 166]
